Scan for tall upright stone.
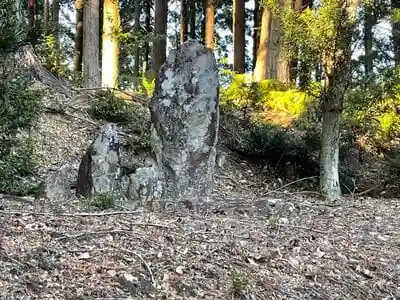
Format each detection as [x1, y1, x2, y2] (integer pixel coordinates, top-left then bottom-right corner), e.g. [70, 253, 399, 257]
[150, 40, 219, 199]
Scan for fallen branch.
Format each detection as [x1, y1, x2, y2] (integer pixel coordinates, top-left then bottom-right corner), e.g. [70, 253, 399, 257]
[0, 250, 36, 268]
[72, 87, 150, 104]
[263, 176, 318, 195]
[278, 223, 328, 234]
[214, 173, 239, 185]
[56, 229, 141, 241]
[43, 105, 98, 126]
[0, 210, 143, 217]
[120, 247, 156, 286]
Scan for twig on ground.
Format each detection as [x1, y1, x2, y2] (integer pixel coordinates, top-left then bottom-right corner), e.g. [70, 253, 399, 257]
[72, 87, 150, 103]
[214, 173, 239, 185]
[55, 229, 141, 241]
[0, 210, 143, 217]
[263, 176, 318, 195]
[278, 223, 328, 234]
[120, 247, 156, 286]
[43, 105, 98, 126]
[354, 185, 380, 196]
[0, 250, 36, 268]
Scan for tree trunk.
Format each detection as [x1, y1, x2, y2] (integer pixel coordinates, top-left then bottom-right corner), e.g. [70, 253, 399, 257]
[99, 0, 104, 65]
[204, 0, 215, 49]
[289, 0, 303, 83]
[83, 0, 101, 88]
[315, 62, 323, 82]
[142, 0, 151, 74]
[392, 0, 400, 67]
[74, 0, 84, 73]
[189, 0, 196, 39]
[274, 0, 293, 83]
[43, 0, 50, 36]
[52, 0, 60, 68]
[101, 0, 120, 88]
[252, 0, 260, 71]
[180, 0, 188, 43]
[320, 0, 360, 202]
[233, 0, 245, 73]
[152, 0, 168, 73]
[320, 95, 342, 202]
[27, 0, 36, 41]
[134, 0, 141, 79]
[253, 6, 272, 81]
[363, 6, 375, 74]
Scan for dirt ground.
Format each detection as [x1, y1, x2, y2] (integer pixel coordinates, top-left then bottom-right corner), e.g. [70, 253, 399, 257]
[0, 158, 399, 300]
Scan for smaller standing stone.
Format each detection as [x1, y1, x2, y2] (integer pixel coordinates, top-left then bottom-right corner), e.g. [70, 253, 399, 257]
[76, 123, 122, 197]
[43, 164, 72, 200]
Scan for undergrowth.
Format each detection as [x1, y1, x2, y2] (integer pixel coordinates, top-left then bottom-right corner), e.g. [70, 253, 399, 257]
[0, 72, 43, 195]
[90, 90, 153, 153]
[80, 192, 120, 210]
[219, 74, 362, 193]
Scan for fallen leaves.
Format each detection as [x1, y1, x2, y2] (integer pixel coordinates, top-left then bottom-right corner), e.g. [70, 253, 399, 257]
[0, 191, 399, 299]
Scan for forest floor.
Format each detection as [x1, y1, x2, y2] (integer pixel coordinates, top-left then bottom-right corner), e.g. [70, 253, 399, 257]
[0, 155, 399, 300]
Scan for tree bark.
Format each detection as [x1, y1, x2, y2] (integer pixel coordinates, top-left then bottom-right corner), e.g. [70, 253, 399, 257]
[101, 0, 120, 88]
[27, 0, 36, 38]
[363, 5, 375, 74]
[83, 0, 101, 88]
[233, 0, 246, 73]
[289, 0, 303, 83]
[252, 0, 260, 71]
[189, 0, 196, 39]
[204, 0, 215, 49]
[74, 0, 84, 73]
[180, 0, 188, 43]
[43, 0, 50, 37]
[152, 0, 168, 73]
[142, 0, 151, 74]
[134, 0, 141, 79]
[253, 6, 272, 81]
[52, 0, 60, 68]
[392, 0, 400, 67]
[320, 0, 360, 202]
[273, 0, 293, 83]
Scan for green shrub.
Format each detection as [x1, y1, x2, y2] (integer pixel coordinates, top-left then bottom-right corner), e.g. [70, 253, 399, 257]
[230, 267, 250, 297]
[0, 0, 27, 53]
[90, 90, 153, 153]
[0, 73, 43, 195]
[342, 67, 400, 149]
[0, 139, 40, 195]
[220, 74, 314, 120]
[81, 192, 119, 210]
[90, 90, 137, 123]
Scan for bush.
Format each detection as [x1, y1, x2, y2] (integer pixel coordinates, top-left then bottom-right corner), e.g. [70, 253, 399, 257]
[90, 90, 153, 153]
[81, 192, 118, 210]
[342, 67, 400, 150]
[220, 74, 313, 119]
[0, 2, 43, 195]
[0, 74, 43, 195]
[0, 0, 27, 53]
[90, 90, 137, 123]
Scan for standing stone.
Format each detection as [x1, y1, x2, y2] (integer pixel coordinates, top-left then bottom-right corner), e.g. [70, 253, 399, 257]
[150, 40, 219, 199]
[76, 123, 122, 197]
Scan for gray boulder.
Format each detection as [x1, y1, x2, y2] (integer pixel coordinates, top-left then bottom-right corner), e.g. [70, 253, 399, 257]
[44, 164, 73, 200]
[76, 123, 122, 198]
[150, 40, 219, 199]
